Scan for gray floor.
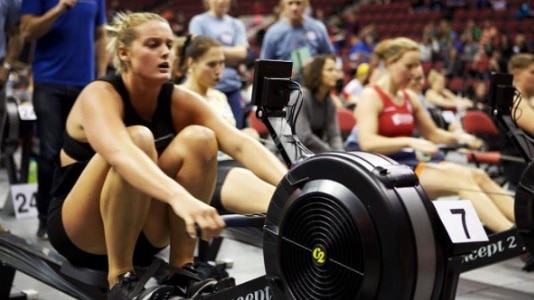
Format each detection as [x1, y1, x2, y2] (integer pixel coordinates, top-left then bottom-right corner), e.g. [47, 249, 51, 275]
[1, 167, 534, 299]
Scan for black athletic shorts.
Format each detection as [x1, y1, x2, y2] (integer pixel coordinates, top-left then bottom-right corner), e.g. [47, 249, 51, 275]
[211, 159, 244, 215]
[47, 161, 165, 270]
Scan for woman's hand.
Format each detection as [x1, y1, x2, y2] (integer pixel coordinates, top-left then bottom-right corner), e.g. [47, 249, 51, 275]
[409, 138, 439, 157]
[455, 132, 484, 150]
[170, 196, 225, 242]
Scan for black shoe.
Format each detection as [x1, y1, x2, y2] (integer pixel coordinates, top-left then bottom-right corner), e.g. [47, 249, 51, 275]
[192, 258, 229, 281]
[36, 220, 48, 240]
[108, 271, 174, 300]
[159, 264, 217, 299]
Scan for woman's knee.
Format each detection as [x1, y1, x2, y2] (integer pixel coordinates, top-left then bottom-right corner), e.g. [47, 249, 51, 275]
[127, 126, 156, 156]
[176, 125, 218, 160]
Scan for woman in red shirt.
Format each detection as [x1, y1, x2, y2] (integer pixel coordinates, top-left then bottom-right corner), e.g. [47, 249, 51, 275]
[348, 37, 514, 233]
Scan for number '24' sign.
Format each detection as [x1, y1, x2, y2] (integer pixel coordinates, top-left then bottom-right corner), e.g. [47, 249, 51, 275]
[10, 183, 38, 219]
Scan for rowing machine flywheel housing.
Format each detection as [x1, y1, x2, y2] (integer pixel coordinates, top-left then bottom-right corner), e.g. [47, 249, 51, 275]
[515, 160, 534, 257]
[263, 152, 447, 300]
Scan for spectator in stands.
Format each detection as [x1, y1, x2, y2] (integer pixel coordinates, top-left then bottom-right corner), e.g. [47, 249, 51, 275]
[443, 47, 464, 78]
[21, 0, 108, 239]
[425, 70, 473, 110]
[260, 0, 334, 76]
[488, 49, 505, 73]
[345, 37, 514, 233]
[516, 2, 534, 19]
[295, 54, 345, 153]
[436, 20, 457, 61]
[467, 79, 489, 109]
[348, 25, 377, 63]
[500, 53, 534, 190]
[341, 6, 360, 38]
[499, 34, 514, 62]
[342, 62, 370, 106]
[188, 0, 249, 129]
[418, 32, 440, 63]
[478, 20, 499, 52]
[463, 19, 482, 42]
[174, 35, 284, 214]
[459, 32, 479, 69]
[0, 0, 22, 152]
[512, 33, 529, 55]
[47, 12, 286, 299]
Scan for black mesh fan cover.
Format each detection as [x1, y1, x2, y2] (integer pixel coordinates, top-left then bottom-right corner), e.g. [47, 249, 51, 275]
[279, 194, 365, 299]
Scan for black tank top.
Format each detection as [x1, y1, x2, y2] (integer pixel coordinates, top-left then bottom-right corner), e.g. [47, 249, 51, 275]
[62, 74, 176, 161]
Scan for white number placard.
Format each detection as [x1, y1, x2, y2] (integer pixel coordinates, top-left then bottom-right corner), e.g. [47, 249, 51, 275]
[433, 200, 488, 244]
[10, 183, 38, 219]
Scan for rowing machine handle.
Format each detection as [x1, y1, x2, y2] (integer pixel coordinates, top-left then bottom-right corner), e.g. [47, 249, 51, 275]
[195, 214, 266, 238]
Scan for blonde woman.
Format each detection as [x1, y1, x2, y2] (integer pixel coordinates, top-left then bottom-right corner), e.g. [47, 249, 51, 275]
[46, 12, 285, 299]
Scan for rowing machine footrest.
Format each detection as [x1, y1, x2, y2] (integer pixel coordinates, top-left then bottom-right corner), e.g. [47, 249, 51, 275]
[60, 261, 108, 289]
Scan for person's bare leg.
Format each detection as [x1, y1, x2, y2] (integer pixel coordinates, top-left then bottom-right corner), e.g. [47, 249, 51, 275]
[62, 126, 159, 287]
[101, 126, 159, 285]
[220, 167, 276, 214]
[156, 125, 218, 268]
[470, 168, 515, 222]
[419, 162, 514, 232]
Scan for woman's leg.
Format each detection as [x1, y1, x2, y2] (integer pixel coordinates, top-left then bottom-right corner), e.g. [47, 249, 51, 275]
[470, 168, 515, 222]
[155, 125, 219, 269]
[220, 167, 276, 214]
[418, 162, 514, 232]
[61, 126, 160, 287]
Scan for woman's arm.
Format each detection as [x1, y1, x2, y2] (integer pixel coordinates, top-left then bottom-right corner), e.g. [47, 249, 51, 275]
[79, 83, 202, 207]
[411, 91, 481, 148]
[424, 89, 458, 109]
[443, 88, 474, 109]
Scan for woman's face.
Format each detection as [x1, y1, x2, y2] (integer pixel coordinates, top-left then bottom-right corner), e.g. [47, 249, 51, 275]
[320, 58, 341, 89]
[189, 46, 225, 89]
[408, 67, 425, 93]
[516, 63, 534, 96]
[125, 20, 175, 82]
[389, 50, 421, 88]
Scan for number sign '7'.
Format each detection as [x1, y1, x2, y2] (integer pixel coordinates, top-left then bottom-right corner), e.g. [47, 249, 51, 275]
[433, 200, 488, 244]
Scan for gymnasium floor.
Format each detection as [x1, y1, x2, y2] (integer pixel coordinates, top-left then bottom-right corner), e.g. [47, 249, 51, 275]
[1, 168, 534, 299]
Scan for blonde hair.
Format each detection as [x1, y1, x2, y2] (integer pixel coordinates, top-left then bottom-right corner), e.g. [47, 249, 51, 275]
[508, 53, 534, 73]
[107, 12, 168, 73]
[373, 37, 419, 66]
